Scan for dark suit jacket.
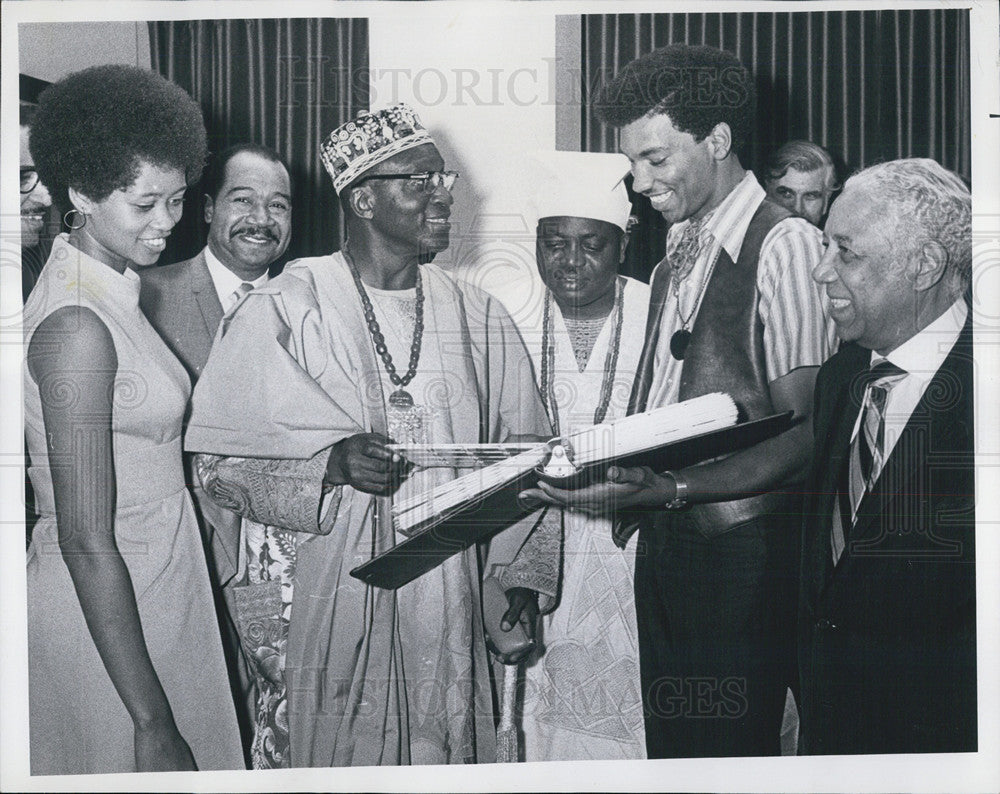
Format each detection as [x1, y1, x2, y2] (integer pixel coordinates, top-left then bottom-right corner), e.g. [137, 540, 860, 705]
[139, 249, 224, 383]
[139, 250, 241, 585]
[799, 318, 976, 755]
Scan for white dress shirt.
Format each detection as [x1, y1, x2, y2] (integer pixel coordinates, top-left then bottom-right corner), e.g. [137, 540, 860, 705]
[855, 298, 968, 463]
[646, 172, 836, 408]
[204, 245, 269, 311]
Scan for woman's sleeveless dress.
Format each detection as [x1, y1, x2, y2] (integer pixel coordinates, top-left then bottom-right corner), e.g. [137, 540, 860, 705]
[24, 236, 244, 774]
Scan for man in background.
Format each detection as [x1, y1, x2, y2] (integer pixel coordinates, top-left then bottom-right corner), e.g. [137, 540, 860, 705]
[20, 102, 53, 301]
[140, 142, 292, 382]
[800, 158, 975, 755]
[139, 142, 292, 760]
[764, 140, 839, 228]
[20, 100, 54, 547]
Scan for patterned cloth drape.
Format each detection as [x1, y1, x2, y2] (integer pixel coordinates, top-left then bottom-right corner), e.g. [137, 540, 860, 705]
[579, 10, 970, 282]
[149, 18, 369, 270]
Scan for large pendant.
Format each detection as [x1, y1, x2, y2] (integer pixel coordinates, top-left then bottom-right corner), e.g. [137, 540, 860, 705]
[388, 389, 414, 407]
[387, 393, 434, 444]
[670, 329, 691, 360]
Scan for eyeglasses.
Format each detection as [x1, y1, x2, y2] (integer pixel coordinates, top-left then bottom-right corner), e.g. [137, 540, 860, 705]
[356, 170, 459, 194]
[20, 167, 40, 194]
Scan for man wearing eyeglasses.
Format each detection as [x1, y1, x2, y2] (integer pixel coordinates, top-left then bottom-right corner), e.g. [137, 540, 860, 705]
[184, 104, 554, 768]
[20, 102, 54, 553]
[20, 103, 53, 300]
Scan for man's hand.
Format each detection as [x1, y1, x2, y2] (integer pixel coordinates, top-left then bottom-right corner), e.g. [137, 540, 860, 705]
[519, 465, 675, 513]
[487, 587, 539, 665]
[325, 432, 407, 495]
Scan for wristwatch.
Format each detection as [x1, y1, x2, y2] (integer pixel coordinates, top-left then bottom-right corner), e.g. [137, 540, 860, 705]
[663, 470, 689, 510]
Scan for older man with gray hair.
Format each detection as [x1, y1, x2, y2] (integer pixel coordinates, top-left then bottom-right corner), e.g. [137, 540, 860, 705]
[800, 158, 975, 755]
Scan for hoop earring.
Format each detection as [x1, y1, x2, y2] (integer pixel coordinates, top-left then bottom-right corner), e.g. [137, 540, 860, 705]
[64, 209, 87, 231]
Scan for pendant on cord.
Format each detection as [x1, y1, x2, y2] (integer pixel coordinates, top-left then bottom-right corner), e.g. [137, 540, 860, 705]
[387, 391, 433, 444]
[388, 389, 414, 408]
[670, 329, 691, 360]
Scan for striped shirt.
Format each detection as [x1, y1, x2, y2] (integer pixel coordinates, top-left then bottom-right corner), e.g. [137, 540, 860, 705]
[646, 172, 837, 408]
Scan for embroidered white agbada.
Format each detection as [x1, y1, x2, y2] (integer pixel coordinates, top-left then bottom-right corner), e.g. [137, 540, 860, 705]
[512, 275, 650, 761]
[186, 253, 556, 767]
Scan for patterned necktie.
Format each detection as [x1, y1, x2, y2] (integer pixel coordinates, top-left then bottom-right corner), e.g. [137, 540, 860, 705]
[668, 217, 706, 288]
[831, 359, 907, 564]
[227, 281, 255, 312]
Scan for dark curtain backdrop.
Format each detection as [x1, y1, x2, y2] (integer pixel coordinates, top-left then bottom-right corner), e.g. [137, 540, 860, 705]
[149, 18, 369, 271]
[580, 10, 971, 282]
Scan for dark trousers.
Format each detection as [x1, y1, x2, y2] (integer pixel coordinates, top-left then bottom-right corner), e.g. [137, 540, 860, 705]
[635, 511, 799, 758]
[193, 504, 255, 767]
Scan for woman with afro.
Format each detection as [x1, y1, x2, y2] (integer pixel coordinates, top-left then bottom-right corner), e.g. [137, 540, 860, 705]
[24, 64, 244, 774]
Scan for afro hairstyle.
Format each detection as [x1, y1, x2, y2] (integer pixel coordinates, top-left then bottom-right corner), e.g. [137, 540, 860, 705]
[30, 64, 207, 212]
[593, 44, 755, 157]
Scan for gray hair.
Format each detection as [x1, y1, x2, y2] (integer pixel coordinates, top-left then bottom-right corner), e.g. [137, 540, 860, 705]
[847, 158, 971, 294]
[764, 140, 838, 192]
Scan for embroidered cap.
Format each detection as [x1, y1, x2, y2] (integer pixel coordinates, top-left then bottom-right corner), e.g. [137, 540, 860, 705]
[529, 150, 633, 232]
[320, 103, 435, 194]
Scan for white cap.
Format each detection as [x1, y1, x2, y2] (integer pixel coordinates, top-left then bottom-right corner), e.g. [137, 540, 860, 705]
[528, 150, 632, 232]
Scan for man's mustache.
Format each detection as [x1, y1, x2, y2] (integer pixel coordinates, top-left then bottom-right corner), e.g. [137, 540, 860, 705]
[231, 224, 279, 242]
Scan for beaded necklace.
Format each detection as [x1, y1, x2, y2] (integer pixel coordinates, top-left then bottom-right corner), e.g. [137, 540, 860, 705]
[540, 276, 625, 432]
[343, 247, 424, 407]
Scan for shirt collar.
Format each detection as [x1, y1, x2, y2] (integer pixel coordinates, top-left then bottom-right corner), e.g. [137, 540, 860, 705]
[204, 244, 269, 305]
[667, 172, 765, 263]
[878, 298, 968, 377]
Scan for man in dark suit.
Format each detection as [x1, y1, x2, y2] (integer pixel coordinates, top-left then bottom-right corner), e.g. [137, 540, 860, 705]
[141, 143, 292, 381]
[801, 158, 975, 755]
[140, 142, 292, 760]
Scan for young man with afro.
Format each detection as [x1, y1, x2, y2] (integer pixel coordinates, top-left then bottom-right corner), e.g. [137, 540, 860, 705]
[527, 44, 837, 758]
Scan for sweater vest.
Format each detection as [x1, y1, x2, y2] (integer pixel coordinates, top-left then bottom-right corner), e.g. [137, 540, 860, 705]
[628, 198, 800, 539]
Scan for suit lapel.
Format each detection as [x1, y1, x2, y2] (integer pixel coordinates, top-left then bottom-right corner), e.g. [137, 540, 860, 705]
[190, 251, 224, 344]
[809, 347, 868, 600]
[851, 318, 973, 541]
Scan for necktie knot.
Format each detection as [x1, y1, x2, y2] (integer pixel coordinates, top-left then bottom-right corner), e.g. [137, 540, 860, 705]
[227, 281, 255, 311]
[866, 358, 906, 385]
[852, 359, 906, 403]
